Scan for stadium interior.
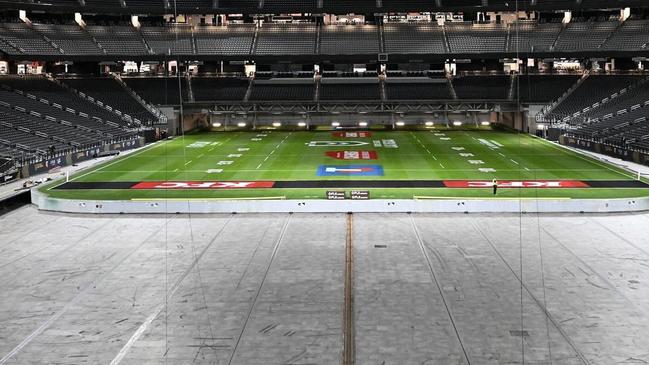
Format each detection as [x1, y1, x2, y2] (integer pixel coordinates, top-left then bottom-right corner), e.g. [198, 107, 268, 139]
[1, 0, 649, 364]
[0, 0, 648, 171]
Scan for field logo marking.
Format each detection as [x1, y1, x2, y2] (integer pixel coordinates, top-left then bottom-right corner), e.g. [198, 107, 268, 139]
[452, 147, 465, 151]
[440, 137, 451, 141]
[206, 169, 223, 174]
[326, 150, 378, 160]
[238, 148, 250, 152]
[307, 141, 369, 147]
[468, 160, 485, 165]
[459, 153, 474, 157]
[251, 138, 262, 141]
[228, 154, 242, 158]
[317, 165, 384, 177]
[218, 161, 233, 165]
[478, 168, 497, 173]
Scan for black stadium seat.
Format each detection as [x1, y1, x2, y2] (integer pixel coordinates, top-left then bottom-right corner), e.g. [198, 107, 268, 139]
[192, 78, 250, 102]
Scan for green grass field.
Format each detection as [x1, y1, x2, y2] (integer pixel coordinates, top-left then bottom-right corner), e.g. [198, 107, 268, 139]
[41, 128, 649, 200]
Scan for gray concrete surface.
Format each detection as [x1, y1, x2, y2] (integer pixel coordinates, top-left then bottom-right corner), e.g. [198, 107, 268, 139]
[1, 206, 649, 364]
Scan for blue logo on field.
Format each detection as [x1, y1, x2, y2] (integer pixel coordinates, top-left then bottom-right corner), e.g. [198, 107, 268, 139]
[317, 165, 384, 177]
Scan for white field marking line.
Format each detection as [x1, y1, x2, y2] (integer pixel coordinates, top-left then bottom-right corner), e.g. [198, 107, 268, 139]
[424, 148, 438, 160]
[208, 135, 237, 152]
[422, 146, 438, 160]
[109, 216, 235, 365]
[491, 150, 525, 169]
[67, 140, 171, 183]
[173, 168, 179, 172]
[544, 139, 637, 180]
[439, 163, 445, 169]
[413, 134, 438, 161]
[256, 132, 291, 170]
[190, 135, 239, 171]
[187, 135, 237, 168]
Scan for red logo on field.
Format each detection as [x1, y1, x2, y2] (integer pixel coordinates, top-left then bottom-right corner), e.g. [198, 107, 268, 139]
[443, 180, 590, 188]
[332, 132, 372, 138]
[326, 150, 378, 160]
[131, 181, 276, 189]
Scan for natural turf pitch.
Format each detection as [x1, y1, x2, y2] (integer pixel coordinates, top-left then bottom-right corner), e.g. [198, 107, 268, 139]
[42, 128, 649, 200]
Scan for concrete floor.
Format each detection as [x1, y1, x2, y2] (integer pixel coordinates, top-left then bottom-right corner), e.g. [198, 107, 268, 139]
[1, 206, 649, 364]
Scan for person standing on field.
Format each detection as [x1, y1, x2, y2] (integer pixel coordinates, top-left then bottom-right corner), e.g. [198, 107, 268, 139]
[492, 178, 498, 195]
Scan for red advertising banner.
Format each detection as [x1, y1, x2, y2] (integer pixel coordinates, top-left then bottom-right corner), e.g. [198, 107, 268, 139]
[443, 180, 590, 188]
[326, 150, 378, 160]
[131, 181, 276, 189]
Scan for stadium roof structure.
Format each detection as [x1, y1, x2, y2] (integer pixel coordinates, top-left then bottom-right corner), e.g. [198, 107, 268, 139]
[0, 0, 648, 15]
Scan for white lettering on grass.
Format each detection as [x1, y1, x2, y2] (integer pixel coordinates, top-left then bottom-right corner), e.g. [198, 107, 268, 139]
[188, 141, 211, 148]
